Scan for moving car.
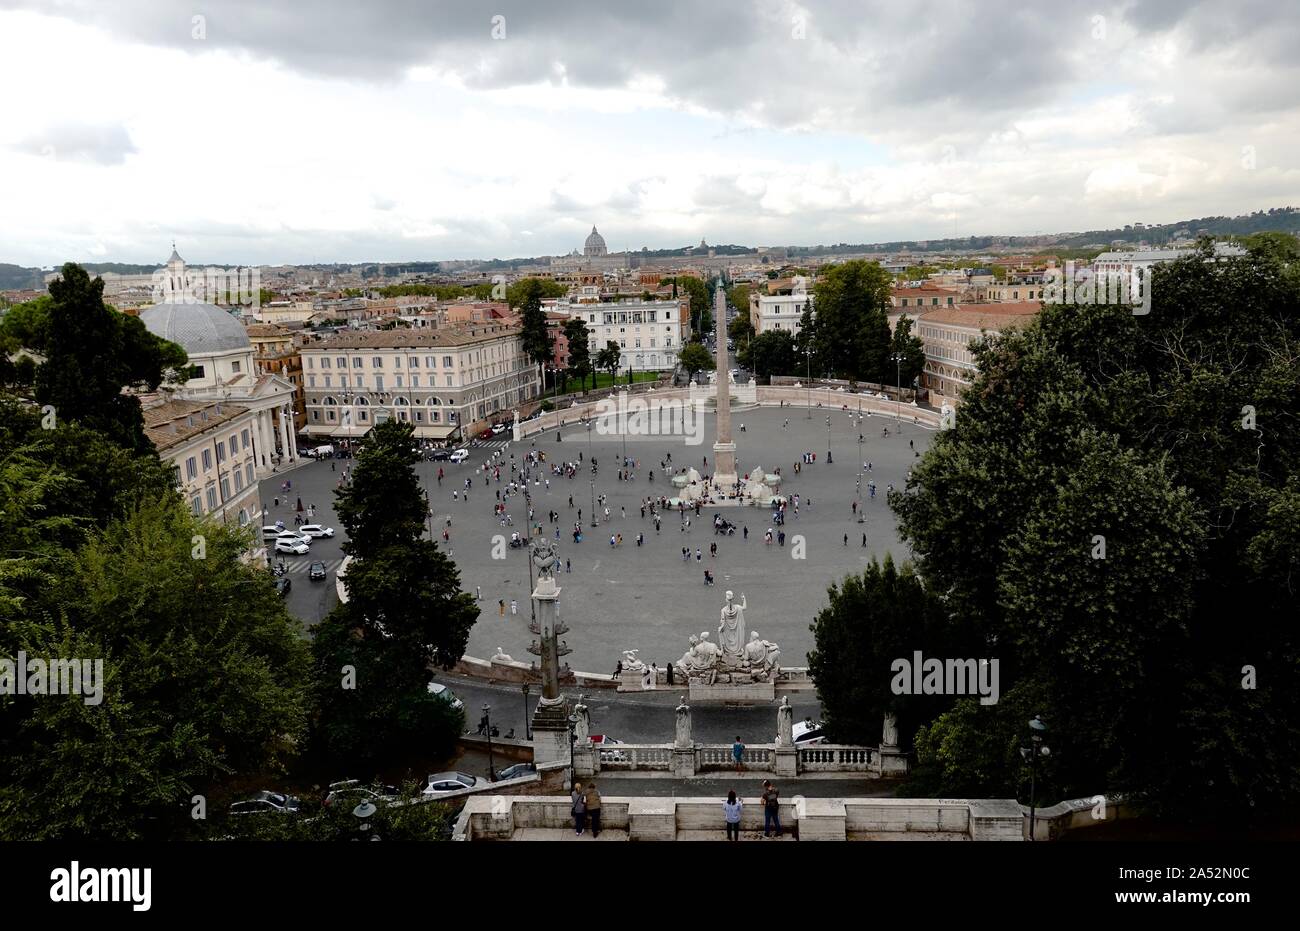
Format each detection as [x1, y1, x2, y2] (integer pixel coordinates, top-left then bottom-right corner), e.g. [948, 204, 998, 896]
[477, 428, 495, 441]
[299, 524, 335, 538]
[323, 780, 399, 809]
[792, 719, 828, 746]
[276, 530, 312, 546]
[448, 449, 469, 463]
[229, 791, 301, 816]
[274, 577, 292, 598]
[427, 449, 452, 461]
[427, 681, 465, 710]
[274, 538, 310, 555]
[495, 762, 537, 781]
[308, 561, 328, 581]
[490, 423, 507, 435]
[422, 772, 478, 796]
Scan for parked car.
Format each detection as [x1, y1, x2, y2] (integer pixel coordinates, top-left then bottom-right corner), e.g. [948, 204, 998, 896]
[262, 525, 284, 540]
[274, 576, 292, 597]
[448, 449, 469, 463]
[276, 530, 312, 546]
[229, 791, 301, 816]
[477, 428, 494, 441]
[308, 561, 328, 581]
[427, 681, 465, 710]
[323, 780, 399, 809]
[275, 538, 310, 555]
[299, 524, 335, 538]
[422, 772, 478, 796]
[428, 449, 452, 461]
[490, 423, 507, 435]
[495, 762, 537, 781]
[792, 719, 828, 746]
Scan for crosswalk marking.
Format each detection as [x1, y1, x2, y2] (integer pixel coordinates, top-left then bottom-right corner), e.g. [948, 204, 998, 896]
[276, 557, 345, 575]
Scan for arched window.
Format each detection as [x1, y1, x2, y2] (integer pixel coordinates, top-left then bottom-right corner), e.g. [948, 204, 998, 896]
[324, 396, 338, 406]
[394, 396, 409, 406]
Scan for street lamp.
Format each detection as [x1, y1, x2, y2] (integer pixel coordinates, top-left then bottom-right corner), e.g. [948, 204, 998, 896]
[587, 420, 597, 528]
[825, 414, 832, 464]
[568, 712, 579, 781]
[521, 683, 532, 741]
[483, 703, 496, 782]
[352, 800, 378, 841]
[890, 352, 904, 432]
[1020, 715, 1051, 841]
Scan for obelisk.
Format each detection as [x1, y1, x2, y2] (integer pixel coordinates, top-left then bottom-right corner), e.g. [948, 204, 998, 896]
[711, 280, 738, 493]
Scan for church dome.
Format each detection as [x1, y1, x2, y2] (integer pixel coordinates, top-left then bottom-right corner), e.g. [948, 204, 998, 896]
[583, 225, 608, 257]
[140, 301, 251, 355]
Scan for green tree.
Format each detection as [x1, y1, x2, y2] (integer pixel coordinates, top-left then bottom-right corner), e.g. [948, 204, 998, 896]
[514, 278, 552, 399]
[677, 341, 713, 380]
[741, 330, 797, 382]
[809, 260, 892, 380]
[310, 420, 475, 767]
[893, 244, 1300, 816]
[505, 277, 566, 308]
[888, 313, 926, 388]
[596, 341, 622, 381]
[670, 276, 710, 337]
[563, 318, 592, 393]
[33, 264, 186, 452]
[793, 299, 818, 376]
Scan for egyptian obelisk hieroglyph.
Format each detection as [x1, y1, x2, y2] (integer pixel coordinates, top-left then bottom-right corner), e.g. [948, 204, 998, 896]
[711, 279, 738, 492]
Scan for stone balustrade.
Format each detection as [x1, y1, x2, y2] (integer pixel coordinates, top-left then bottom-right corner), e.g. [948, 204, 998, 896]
[797, 745, 877, 771]
[452, 795, 1024, 841]
[576, 741, 900, 778]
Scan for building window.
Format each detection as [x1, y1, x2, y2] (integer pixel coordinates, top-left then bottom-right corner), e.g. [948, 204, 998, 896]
[202, 449, 212, 471]
[185, 456, 198, 480]
[221, 477, 231, 499]
[411, 375, 420, 387]
[246, 462, 254, 485]
[309, 375, 317, 388]
[234, 470, 244, 492]
[372, 357, 383, 368]
[232, 360, 241, 373]
[206, 486, 218, 511]
[409, 356, 419, 368]
[352, 357, 362, 368]
[359, 411, 368, 422]
[443, 356, 453, 367]
[238, 509, 249, 527]
[318, 357, 327, 369]
[241, 429, 250, 449]
[216, 441, 226, 463]
[190, 495, 202, 516]
[336, 357, 347, 369]
[230, 434, 238, 453]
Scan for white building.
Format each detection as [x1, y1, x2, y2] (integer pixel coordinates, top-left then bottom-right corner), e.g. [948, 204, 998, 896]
[752, 293, 813, 336]
[1092, 242, 1246, 278]
[563, 299, 689, 371]
[140, 300, 301, 471]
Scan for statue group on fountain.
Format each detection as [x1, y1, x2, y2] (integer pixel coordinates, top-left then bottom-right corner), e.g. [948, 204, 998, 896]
[673, 591, 781, 684]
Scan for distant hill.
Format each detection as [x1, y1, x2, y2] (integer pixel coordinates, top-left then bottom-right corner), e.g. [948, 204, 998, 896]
[0, 264, 46, 290]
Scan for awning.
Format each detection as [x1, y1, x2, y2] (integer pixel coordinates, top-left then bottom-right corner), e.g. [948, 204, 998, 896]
[301, 423, 371, 438]
[413, 424, 458, 439]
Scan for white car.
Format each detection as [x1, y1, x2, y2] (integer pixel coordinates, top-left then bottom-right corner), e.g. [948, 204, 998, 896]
[299, 524, 335, 538]
[448, 449, 469, 463]
[274, 538, 310, 555]
[792, 719, 828, 746]
[427, 681, 464, 710]
[276, 530, 312, 547]
[490, 423, 506, 435]
[422, 772, 478, 796]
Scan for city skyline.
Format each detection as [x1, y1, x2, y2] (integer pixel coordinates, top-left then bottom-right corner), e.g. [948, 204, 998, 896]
[1, 0, 1297, 266]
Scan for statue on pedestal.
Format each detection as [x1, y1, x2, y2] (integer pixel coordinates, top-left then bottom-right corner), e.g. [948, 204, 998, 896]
[741, 631, 781, 682]
[620, 649, 645, 673]
[574, 694, 590, 743]
[882, 712, 898, 748]
[717, 591, 747, 659]
[530, 538, 559, 579]
[675, 632, 720, 685]
[674, 696, 692, 748]
[776, 696, 794, 747]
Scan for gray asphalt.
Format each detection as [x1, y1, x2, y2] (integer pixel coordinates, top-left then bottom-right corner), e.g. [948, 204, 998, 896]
[264, 404, 934, 673]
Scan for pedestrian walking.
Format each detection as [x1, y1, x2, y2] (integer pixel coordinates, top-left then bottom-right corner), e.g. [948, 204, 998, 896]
[571, 782, 587, 835]
[566, 558, 571, 573]
[862, 533, 867, 547]
[475, 585, 482, 601]
[761, 780, 782, 837]
[724, 790, 743, 841]
[732, 736, 745, 773]
[499, 599, 506, 617]
[584, 782, 602, 837]
[510, 599, 518, 615]
[844, 533, 848, 546]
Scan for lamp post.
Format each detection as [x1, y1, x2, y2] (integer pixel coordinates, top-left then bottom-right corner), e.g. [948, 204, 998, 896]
[890, 352, 904, 432]
[825, 414, 832, 464]
[521, 683, 532, 741]
[805, 345, 811, 419]
[483, 703, 496, 782]
[1020, 715, 1050, 841]
[568, 712, 579, 781]
[587, 420, 597, 528]
[352, 800, 378, 841]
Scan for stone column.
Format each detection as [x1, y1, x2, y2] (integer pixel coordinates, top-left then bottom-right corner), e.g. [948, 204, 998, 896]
[277, 405, 291, 462]
[528, 554, 571, 765]
[672, 695, 696, 777]
[711, 281, 737, 491]
[256, 410, 271, 470]
[284, 405, 295, 462]
[774, 695, 798, 776]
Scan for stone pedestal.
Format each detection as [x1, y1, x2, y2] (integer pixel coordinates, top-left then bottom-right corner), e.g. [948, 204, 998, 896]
[688, 680, 774, 703]
[628, 798, 676, 841]
[618, 669, 646, 691]
[671, 748, 696, 777]
[530, 700, 571, 766]
[968, 799, 1025, 841]
[796, 798, 847, 841]
[572, 742, 597, 778]
[774, 747, 798, 777]
[878, 746, 909, 775]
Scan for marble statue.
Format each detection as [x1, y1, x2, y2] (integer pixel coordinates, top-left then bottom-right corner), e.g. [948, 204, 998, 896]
[674, 696, 692, 748]
[620, 649, 646, 673]
[776, 696, 794, 747]
[882, 712, 898, 748]
[530, 538, 559, 579]
[491, 646, 514, 663]
[717, 591, 747, 658]
[675, 633, 720, 685]
[741, 631, 781, 682]
[573, 694, 590, 743]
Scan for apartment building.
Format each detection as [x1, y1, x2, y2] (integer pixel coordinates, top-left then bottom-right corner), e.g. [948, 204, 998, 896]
[299, 324, 539, 441]
[751, 292, 814, 336]
[143, 397, 264, 531]
[563, 299, 689, 372]
[916, 301, 1042, 404]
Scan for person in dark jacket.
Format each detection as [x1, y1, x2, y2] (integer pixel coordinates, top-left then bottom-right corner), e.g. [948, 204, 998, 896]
[571, 782, 587, 835]
[584, 782, 602, 838]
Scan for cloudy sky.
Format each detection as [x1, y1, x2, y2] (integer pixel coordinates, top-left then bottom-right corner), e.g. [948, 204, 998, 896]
[1, 0, 1296, 266]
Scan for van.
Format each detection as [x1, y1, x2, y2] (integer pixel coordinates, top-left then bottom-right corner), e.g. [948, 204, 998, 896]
[312, 445, 334, 458]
